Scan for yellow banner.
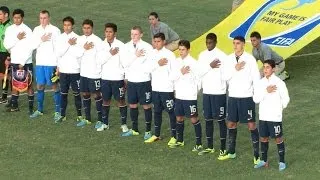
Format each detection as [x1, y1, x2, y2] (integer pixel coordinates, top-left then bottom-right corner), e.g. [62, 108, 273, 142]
[185, 0, 320, 59]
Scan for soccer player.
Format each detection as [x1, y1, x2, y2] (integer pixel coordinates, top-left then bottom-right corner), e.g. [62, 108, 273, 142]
[218, 36, 261, 165]
[144, 33, 177, 145]
[250, 31, 289, 80]
[98, 23, 128, 132]
[121, 26, 153, 139]
[29, 10, 61, 120]
[54, 16, 83, 123]
[169, 40, 203, 152]
[75, 19, 104, 127]
[3, 9, 34, 113]
[0, 6, 12, 104]
[148, 12, 180, 51]
[197, 33, 228, 157]
[253, 60, 290, 171]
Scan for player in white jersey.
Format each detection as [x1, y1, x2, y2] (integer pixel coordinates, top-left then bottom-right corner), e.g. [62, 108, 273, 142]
[54, 16, 83, 123]
[75, 19, 104, 127]
[196, 33, 228, 157]
[29, 10, 61, 120]
[253, 60, 290, 171]
[121, 26, 153, 140]
[3, 9, 34, 114]
[98, 23, 128, 132]
[144, 33, 177, 145]
[169, 40, 203, 152]
[218, 36, 261, 165]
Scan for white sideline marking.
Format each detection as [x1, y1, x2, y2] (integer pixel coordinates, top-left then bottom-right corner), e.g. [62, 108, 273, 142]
[289, 51, 320, 58]
[7, 89, 54, 98]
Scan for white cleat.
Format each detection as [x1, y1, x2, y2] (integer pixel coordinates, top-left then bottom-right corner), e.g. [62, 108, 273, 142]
[97, 124, 109, 132]
[120, 124, 129, 132]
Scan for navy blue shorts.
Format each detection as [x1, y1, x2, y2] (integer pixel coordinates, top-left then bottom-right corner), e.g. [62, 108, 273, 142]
[60, 73, 80, 93]
[227, 97, 256, 123]
[203, 94, 226, 120]
[152, 91, 174, 113]
[101, 80, 125, 101]
[127, 81, 152, 105]
[80, 76, 101, 93]
[259, 120, 283, 138]
[174, 99, 198, 118]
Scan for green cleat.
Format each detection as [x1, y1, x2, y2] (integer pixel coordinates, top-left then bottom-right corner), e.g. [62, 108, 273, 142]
[169, 141, 184, 148]
[192, 145, 204, 152]
[218, 153, 236, 161]
[198, 148, 215, 155]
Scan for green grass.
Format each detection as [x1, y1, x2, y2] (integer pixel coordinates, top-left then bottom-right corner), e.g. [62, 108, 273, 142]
[1, 0, 320, 179]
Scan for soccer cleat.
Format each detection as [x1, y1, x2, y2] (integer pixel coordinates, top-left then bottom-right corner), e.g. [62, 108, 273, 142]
[169, 141, 185, 148]
[279, 162, 286, 171]
[0, 98, 8, 104]
[121, 129, 140, 137]
[198, 148, 215, 155]
[95, 121, 103, 129]
[192, 145, 203, 152]
[167, 137, 177, 146]
[76, 116, 84, 122]
[76, 119, 91, 127]
[55, 116, 66, 123]
[144, 131, 152, 140]
[254, 161, 267, 169]
[218, 153, 236, 160]
[144, 135, 160, 143]
[6, 107, 20, 112]
[120, 124, 129, 132]
[254, 157, 261, 165]
[218, 150, 227, 159]
[97, 123, 109, 131]
[30, 110, 43, 118]
[53, 112, 62, 121]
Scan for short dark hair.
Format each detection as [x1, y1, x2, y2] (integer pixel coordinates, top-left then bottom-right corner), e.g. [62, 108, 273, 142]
[132, 26, 143, 33]
[206, 33, 217, 41]
[105, 23, 117, 32]
[149, 12, 159, 20]
[63, 16, 74, 25]
[153, 33, 165, 40]
[0, 6, 10, 15]
[264, 60, 276, 68]
[13, 9, 24, 18]
[250, 31, 261, 39]
[82, 19, 93, 27]
[40, 10, 50, 17]
[178, 40, 191, 49]
[234, 36, 245, 43]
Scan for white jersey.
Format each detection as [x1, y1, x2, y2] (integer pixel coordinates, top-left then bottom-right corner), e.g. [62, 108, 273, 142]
[123, 39, 153, 82]
[253, 74, 290, 122]
[225, 51, 260, 98]
[101, 38, 125, 81]
[173, 55, 201, 100]
[3, 23, 33, 66]
[149, 47, 176, 92]
[76, 34, 104, 79]
[32, 24, 61, 66]
[55, 31, 80, 74]
[198, 47, 229, 95]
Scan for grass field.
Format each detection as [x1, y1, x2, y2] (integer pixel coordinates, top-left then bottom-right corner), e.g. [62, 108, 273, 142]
[1, 0, 320, 179]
